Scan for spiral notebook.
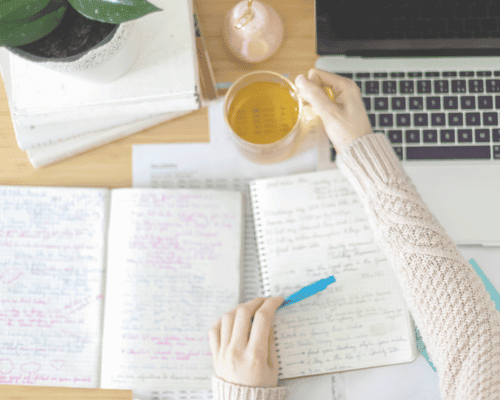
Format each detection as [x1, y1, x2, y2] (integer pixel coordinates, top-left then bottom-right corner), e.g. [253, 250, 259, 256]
[249, 169, 418, 380]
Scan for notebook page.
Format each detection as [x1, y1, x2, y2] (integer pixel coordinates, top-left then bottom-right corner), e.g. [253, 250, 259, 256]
[133, 390, 212, 400]
[130, 177, 253, 400]
[250, 170, 416, 380]
[0, 186, 109, 388]
[146, 174, 262, 302]
[100, 189, 242, 391]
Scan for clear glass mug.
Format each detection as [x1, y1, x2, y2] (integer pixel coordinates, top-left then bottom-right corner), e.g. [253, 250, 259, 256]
[223, 70, 324, 163]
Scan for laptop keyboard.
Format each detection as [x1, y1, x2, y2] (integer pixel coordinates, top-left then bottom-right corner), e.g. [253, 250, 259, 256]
[326, 70, 500, 162]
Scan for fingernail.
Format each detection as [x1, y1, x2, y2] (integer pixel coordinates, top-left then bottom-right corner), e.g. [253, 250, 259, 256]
[295, 75, 307, 89]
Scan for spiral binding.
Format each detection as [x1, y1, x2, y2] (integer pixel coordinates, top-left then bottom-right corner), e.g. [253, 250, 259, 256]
[249, 180, 283, 374]
[249, 181, 271, 297]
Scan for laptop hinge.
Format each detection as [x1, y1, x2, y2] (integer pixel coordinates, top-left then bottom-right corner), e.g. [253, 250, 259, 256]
[345, 49, 500, 58]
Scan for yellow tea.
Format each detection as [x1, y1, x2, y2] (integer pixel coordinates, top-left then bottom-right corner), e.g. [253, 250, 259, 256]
[227, 81, 299, 144]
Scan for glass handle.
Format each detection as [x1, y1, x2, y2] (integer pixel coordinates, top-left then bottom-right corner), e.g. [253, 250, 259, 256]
[301, 102, 321, 127]
[297, 84, 335, 126]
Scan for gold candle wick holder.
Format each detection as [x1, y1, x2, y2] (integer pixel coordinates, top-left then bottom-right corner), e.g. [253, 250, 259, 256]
[235, 0, 254, 29]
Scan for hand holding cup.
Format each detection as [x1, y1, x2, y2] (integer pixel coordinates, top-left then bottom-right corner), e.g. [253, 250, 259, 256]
[295, 68, 373, 154]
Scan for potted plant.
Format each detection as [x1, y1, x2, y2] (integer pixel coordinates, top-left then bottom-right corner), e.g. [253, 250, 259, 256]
[0, 0, 162, 83]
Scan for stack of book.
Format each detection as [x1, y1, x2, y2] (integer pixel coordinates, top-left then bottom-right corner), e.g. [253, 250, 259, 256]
[0, 0, 218, 168]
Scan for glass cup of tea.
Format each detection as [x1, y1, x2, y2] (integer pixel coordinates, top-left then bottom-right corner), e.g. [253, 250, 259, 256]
[223, 70, 326, 163]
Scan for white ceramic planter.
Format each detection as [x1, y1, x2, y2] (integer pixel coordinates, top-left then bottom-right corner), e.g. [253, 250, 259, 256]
[7, 20, 141, 83]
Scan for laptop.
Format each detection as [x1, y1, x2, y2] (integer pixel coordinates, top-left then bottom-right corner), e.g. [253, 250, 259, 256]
[314, 0, 500, 246]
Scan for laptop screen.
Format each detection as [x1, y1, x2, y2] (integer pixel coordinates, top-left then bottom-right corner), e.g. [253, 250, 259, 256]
[316, 0, 500, 56]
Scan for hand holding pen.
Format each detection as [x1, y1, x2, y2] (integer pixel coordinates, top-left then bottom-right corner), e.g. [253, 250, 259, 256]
[208, 276, 335, 388]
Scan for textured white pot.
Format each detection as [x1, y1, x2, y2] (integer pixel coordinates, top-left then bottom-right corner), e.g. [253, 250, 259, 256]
[7, 20, 141, 83]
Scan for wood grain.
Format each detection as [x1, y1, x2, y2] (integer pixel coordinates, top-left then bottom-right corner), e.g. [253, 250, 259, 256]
[0, 0, 318, 188]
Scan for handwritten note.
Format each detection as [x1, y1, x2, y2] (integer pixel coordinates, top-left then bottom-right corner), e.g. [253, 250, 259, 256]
[140, 173, 262, 302]
[100, 189, 242, 391]
[250, 170, 416, 379]
[0, 186, 108, 388]
[133, 390, 213, 400]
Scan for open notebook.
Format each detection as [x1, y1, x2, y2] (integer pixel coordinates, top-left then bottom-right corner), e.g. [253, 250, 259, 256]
[0, 186, 242, 391]
[0, 168, 417, 391]
[250, 169, 418, 379]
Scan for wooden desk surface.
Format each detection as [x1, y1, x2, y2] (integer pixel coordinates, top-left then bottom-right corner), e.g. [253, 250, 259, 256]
[0, 0, 318, 398]
[0, 0, 318, 189]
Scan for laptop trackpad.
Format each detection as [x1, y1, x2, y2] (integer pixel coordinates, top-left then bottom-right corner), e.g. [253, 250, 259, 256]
[403, 164, 500, 246]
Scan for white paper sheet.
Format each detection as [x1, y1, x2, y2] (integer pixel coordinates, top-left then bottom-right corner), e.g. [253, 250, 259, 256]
[132, 374, 338, 400]
[0, 186, 109, 388]
[281, 374, 334, 400]
[343, 353, 440, 400]
[133, 390, 213, 400]
[100, 189, 242, 391]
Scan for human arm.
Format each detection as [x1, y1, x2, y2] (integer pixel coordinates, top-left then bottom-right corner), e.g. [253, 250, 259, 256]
[295, 69, 500, 399]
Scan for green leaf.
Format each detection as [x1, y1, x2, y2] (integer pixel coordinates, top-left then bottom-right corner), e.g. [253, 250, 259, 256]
[68, 0, 162, 24]
[0, 0, 53, 22]
[0, 1, 67, 47]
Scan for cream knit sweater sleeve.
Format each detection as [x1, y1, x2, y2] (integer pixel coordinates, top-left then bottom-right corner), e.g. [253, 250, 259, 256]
[335, 133, 500, 400]
[212, 132, 500, 400]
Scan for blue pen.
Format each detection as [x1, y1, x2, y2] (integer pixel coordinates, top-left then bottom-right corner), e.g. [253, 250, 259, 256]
[249, 275, 336, 327]
[277, 275, 336, 309]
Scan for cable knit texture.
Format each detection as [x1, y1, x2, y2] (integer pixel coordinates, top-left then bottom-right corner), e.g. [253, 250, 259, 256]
[212, 376, 289, 400]
[212, 132, 500, 400]
[336, 133, 500, 400]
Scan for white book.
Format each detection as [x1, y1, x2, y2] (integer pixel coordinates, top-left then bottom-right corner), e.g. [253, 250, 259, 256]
[11, 98, 199, 150]
[23, 98, 218, 170]
[25, 110, 195, 168]
[0, 0, 218, 166]
[0, 57, 196, 165]
[8, 0, 200, 124]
